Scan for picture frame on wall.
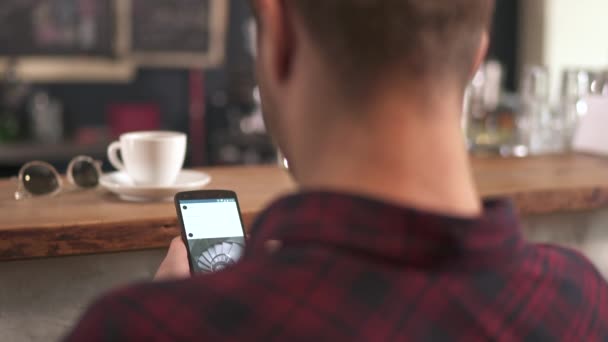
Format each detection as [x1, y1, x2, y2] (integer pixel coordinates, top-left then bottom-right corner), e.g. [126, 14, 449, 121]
[130, 0, 229, 69]
[0, 0, 133, 82]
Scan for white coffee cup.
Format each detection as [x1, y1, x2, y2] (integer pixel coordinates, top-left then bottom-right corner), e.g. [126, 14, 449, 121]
[107, 131, 187, 186]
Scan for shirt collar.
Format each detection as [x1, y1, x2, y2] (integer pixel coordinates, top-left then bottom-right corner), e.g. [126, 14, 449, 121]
[248, 191, 526, 270]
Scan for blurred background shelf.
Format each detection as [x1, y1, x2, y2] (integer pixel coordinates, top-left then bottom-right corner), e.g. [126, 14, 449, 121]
[9, 0, 598, 176]
[0, 141, 108, 165]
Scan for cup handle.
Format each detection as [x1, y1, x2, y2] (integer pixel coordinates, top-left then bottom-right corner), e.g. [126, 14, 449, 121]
[107, 141, 125, 171]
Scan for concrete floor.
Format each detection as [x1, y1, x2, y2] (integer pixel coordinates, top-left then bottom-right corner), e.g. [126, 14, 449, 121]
[0, 250, 166, 342]
[2, 210, 608, 341]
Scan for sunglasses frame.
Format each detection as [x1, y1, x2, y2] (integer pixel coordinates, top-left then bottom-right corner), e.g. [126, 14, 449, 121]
[14, 155, 103, 200]
[66, 155, 104, 188]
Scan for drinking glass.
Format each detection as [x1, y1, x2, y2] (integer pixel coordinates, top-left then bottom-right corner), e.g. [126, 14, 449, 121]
[518, 66, 565, 155]
[560, 69, 605, 145]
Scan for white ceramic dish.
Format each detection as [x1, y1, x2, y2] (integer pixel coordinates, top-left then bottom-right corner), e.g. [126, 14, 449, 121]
[100, 170, 211, 202]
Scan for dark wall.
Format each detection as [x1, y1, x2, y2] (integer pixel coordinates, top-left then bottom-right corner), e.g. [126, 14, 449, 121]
[488, 0, 520, 91]
[47, 70, 189, 131]
[45, 0, 252, 142]
[45, 0, 519, 131]
[12, 0, 518, 172]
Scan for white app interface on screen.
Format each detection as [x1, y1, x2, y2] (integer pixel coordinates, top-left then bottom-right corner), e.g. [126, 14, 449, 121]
[179, 198, 245, 273]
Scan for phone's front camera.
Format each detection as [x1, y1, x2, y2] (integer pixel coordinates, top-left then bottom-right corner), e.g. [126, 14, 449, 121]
[188, 233, 194, 238]
[183, 206, 188, 210]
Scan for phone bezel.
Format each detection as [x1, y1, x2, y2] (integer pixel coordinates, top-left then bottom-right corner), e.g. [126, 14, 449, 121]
[174, 190, 247, 274]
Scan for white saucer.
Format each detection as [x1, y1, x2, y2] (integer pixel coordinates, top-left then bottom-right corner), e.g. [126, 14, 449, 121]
[100, 170, 212, 202]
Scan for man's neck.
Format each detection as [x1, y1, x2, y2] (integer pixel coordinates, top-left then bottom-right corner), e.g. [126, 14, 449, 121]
[293, 90, 482, 218]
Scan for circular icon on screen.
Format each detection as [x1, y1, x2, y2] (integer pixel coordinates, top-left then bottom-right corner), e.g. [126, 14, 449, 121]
[197, 240, 245, 272]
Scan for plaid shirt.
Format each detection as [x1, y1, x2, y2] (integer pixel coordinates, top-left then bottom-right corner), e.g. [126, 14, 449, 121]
[66, 192, 608, 341]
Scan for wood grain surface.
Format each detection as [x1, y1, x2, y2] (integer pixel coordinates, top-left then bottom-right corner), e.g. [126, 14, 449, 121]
[2, 154, 608, 261]
[0, 166, 295, 261]
[473, 154, 608, 213]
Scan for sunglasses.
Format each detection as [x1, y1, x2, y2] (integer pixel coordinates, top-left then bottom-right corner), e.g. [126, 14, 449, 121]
[14, 156, 103, 200]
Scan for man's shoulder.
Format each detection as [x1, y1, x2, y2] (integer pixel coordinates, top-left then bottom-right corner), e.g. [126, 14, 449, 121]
[527, 243, 608, 305]
[530, 243, 605, 279]
[80, 259, 270, 340]
[109, 259, 264, 311]
[527, 243, 608, 336]
[526, 243, 604, 284]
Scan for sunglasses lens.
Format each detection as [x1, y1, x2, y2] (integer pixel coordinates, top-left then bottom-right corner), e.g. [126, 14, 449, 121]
[71, 160, 99, 188]
[22, 165, 60, 196]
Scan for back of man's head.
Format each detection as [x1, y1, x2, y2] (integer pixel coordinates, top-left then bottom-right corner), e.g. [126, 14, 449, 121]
[251, 0, 496, 198]
[289, 1, 494, 91]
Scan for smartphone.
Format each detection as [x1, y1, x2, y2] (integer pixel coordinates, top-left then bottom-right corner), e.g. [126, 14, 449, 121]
[175, 190, 246, 274]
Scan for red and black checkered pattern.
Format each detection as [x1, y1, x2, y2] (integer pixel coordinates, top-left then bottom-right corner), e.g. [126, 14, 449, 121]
[65, 192, 608, 341]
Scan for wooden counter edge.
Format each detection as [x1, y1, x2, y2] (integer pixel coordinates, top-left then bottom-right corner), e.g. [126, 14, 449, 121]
[508, 186, 608, 216]
[0, 213, 258, 262]
[3, 186, 608, 262]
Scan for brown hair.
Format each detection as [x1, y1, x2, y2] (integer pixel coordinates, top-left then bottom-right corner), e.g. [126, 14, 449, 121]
[288, 0, 494, 89]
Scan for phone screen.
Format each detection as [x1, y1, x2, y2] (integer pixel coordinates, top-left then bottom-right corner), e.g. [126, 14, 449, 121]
[178, 198, 245, 273]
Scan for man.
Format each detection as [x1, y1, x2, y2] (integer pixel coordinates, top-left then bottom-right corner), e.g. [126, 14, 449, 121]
[66, 0, 608, 340]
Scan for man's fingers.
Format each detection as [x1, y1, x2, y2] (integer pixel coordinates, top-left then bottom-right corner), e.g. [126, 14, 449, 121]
[170, 236, 187, 253]
[154, 236, 191, 281]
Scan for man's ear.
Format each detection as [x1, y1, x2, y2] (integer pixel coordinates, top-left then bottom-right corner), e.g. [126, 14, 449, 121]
[469, 31, 489, 79]
[256, 0, 296, 83]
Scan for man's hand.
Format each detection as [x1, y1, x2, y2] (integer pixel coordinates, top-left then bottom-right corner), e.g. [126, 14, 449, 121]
[154, 236, 191, 281]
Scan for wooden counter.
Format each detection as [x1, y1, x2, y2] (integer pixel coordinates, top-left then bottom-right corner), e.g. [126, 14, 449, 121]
[0, 166, 295, 261]
[474, 154, 608, 213]
[2, 154, 608, 261]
